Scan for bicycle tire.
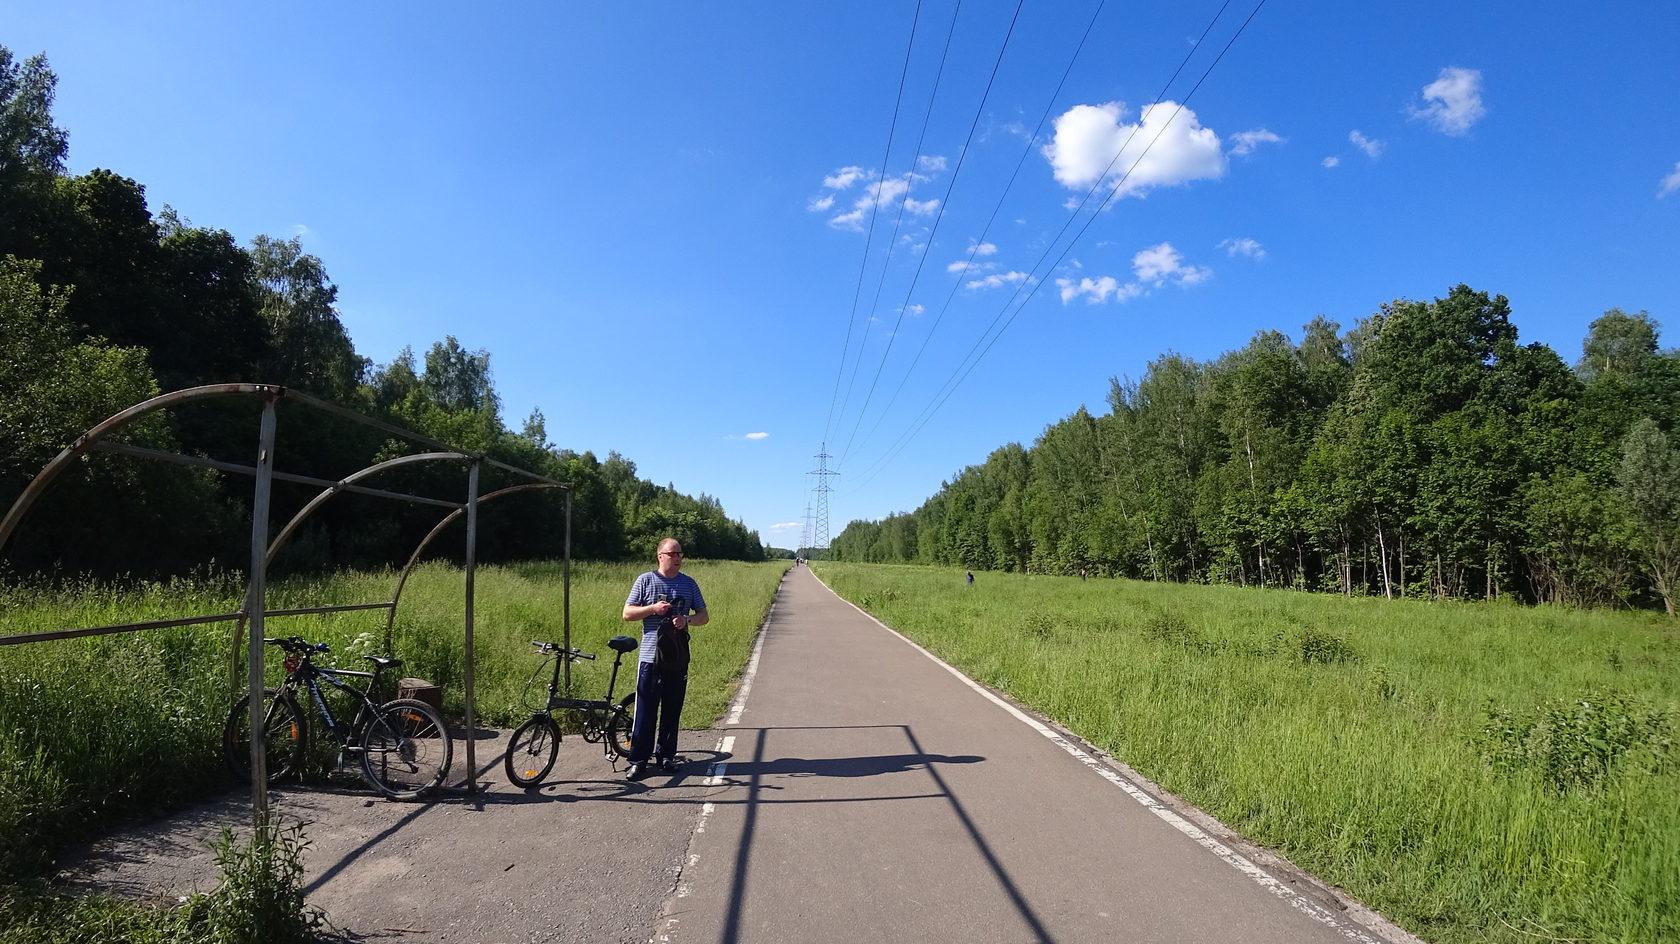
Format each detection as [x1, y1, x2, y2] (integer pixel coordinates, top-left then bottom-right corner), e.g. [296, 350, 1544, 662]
[606, 692, 637, 760]
[223, 687, 307, 784]
[504, 714, 561, 788]
[360, 698, 453, 800]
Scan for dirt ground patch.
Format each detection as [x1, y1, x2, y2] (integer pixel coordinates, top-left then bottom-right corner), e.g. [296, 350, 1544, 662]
[57, 728, 724, 944]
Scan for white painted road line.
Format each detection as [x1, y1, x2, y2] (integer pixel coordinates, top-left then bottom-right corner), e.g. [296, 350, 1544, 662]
[724, 591, 773, 726]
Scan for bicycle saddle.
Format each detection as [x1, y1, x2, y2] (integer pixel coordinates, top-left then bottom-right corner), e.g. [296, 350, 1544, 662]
[608, 635, 638, 653]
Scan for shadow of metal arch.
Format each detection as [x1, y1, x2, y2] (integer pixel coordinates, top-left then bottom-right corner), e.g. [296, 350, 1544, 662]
[0, 382, 572, 822]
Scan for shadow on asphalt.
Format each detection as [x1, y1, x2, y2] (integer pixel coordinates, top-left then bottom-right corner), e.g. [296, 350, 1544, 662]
[707, 724, 1053, 944]
[299, 721, 1037, 942]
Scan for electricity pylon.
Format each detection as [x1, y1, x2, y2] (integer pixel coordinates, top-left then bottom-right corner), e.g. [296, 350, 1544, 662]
[808, 445, 838, 551]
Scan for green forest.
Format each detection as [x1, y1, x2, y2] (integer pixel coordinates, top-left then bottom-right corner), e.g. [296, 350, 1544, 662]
[0, 47, 766, 577]
[831, 290, 1680, 616]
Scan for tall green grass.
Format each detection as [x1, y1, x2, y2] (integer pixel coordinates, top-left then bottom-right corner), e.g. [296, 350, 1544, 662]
[813, 562, 1679, 944]
[0, 558, 788, 894]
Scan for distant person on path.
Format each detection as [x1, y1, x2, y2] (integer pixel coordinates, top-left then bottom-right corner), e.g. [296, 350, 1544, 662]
[966, 571, 974, 588]
[621, 538, 709, 781]
[1079, 567, 1086, 582]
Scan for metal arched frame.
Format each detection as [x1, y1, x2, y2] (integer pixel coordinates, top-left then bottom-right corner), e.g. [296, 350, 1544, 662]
[387, 482, 575, 687]
[0, 383, 572, 819]
[238, 450, 469, 683]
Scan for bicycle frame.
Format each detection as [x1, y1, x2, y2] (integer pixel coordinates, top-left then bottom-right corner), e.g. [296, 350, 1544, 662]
[524, 636, 638, 751]
[505, 636, 639, 787]
[227, 635, 453, 800]
[288, 660, 382, 749]
[536, 643, 627, 716]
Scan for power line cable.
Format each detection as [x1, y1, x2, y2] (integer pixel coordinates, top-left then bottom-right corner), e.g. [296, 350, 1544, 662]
[821, 0, 927, 449]
[841, 0, 1107, 466]
[845, 0, 1233, 479]
[836, 0, 1030, 467]
[850, 0, 1267, 492]
[832, 0, 967, 450]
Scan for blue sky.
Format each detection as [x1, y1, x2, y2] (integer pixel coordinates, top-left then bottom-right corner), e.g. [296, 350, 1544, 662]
[9, 1, 1680, 549]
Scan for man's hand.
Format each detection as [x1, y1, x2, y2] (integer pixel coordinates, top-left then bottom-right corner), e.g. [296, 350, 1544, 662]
[650, 600, 672, 617]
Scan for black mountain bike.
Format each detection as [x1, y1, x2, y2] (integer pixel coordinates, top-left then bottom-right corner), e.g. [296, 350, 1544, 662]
[504, 635, 639, 788]
[223, 636, 454, 801]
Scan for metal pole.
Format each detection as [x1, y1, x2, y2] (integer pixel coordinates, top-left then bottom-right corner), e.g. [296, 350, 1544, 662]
[461, 460, 480, 791]
[246, 397, 278, 823]
[563, 489, 573, 692]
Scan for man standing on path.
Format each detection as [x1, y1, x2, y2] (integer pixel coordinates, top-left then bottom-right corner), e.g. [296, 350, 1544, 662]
[621, 538, 708, 781]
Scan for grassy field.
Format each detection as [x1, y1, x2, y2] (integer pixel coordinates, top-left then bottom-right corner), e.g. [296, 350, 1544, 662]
[811, 562, 1679, 944]
[0, 558, 789, 898]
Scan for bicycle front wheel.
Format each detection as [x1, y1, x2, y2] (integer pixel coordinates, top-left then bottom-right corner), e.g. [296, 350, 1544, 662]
[223, 687, 307, 784]
[360, 698, 453, 800]
[606, 692, 637, 760]
[504, 714, 561, 788]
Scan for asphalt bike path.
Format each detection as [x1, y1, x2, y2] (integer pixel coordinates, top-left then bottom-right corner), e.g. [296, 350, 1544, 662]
[651, 567, 1415, 944]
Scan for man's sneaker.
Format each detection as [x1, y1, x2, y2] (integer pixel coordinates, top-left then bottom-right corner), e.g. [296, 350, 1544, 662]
[625, 763, 649, 782]
[656, 757, 681, 774]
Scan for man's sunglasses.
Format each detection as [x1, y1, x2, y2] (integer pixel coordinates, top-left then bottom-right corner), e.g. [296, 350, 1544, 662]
[660, 550, 685, 558]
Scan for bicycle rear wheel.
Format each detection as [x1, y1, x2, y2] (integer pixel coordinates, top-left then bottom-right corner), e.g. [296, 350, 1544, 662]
[606, 692, 637, 760]
[360, 698, 453, 800]
[505, 714, 561, 788]
[223, 687, 307, 784]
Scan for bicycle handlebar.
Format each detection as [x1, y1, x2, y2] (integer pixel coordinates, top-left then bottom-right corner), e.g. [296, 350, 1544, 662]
[530, 641, 595, 661]
[263, 636, 329, 654]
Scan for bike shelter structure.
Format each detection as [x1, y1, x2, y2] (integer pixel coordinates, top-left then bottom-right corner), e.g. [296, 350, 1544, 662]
[0, 383, 576, 821]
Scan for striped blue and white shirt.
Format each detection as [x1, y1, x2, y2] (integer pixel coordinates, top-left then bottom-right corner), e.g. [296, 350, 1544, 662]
[625, 571, 707, 664]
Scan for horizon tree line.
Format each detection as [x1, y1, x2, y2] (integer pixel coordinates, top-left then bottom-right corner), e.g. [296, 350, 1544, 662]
[831, 287, 1680, 617]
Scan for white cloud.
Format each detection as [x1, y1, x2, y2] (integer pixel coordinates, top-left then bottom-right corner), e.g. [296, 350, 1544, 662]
[870, 177, 911, 205]
[1057, 276, 1136, 305]
[1228, 129, 1283, 156]
[745, 432, 769, 440]
[1350, 130, 1384, 159]
[1054, 242, 1210, 305]
[823, 166, 868, 190]
[1659, 161, 1680, 198]
[1133, 242, 1210, 285]
[1322, 156, 1340, 168]
[917, 155, 948, 174]
[904, 303, 925, 316]
[1041, 101, 1227, 197]
[970, 241, 998, 256]
[816, 162, 950, 230]
[824, 176, 909, 231]
[1218, 237, 1266, 259]
[965, 271, 1032, 290]
[769, 521, 802, 531]
[947, 259, 991, 274]
[1412, 66, 1486, 136]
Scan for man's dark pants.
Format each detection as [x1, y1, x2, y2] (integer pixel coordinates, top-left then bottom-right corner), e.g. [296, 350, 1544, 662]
[628, 660, 687, 763]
